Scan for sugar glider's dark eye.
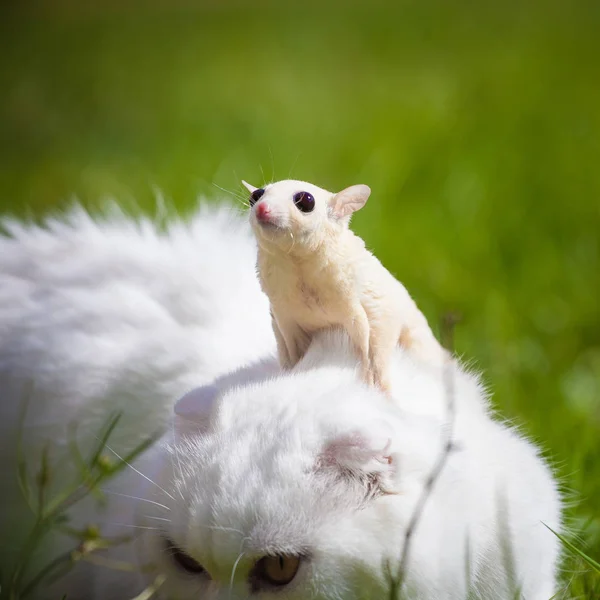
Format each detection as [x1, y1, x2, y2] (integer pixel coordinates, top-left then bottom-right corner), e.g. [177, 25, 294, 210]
[253, 554, 302, 587]
[249, 188, 265, 206]
[165, 538, 206, 575]
[293, 191, 315, 213]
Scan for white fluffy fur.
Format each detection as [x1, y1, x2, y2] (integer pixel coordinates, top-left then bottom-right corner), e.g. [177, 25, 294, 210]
[0, 201, 562, 599]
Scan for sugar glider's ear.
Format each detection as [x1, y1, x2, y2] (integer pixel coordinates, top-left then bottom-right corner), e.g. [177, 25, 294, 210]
[317, 423, 397, 500]
[173, 384, 220, 439]
[242, 180, 258, 193]
[330, 184, 371, 221]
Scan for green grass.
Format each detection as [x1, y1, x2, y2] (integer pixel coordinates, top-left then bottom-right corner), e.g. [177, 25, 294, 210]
[1, 0, 599, 596]
[3, 400, 162, 600]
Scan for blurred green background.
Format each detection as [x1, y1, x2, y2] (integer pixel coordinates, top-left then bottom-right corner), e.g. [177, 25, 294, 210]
[1, 0, 599, 595]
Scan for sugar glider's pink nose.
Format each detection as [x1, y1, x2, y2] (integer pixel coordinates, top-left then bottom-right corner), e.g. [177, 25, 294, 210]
[255, 202, 271, 222]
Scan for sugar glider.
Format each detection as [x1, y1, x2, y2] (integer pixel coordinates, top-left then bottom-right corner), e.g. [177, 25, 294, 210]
[244, 179, 446, 394]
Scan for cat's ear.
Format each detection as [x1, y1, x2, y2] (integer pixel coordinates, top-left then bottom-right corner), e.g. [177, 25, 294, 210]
[173, 384, 220, 439]
[317, 424, 397, 499]
[330, 184, 371, 221]
[241, 180, 258, 193]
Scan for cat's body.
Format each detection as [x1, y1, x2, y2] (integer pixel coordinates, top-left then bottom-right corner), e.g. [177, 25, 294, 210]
[0, 202, 562, 599]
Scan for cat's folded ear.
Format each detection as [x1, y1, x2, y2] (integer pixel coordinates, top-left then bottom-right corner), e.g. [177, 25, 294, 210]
[316, 422, 397, 500]
[330, 184, 371, 221]
[173, 384, 220, 439]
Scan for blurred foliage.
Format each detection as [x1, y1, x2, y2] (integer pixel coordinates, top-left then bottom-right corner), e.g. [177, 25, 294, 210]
[0, 0, 599, 596]
[3, 403, 161, 600]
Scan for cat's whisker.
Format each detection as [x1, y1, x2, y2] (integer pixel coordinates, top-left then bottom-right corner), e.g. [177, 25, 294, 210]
[159, 518, 244, 535]
[96, 438, 176, 501]
[106, 522, 161, 531]
[101, 490, 171, 511]
[171, 421, 187, 501]
[202, 524, 245, 535]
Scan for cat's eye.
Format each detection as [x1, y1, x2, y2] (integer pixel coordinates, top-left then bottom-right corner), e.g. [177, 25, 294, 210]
[253, 554, 301, 587]
[249, 188, 265, 206]
[293, 191, 315, 213]
[165, 538, 206, 575]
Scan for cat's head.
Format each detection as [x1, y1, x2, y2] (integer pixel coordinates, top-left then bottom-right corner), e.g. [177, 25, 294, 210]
[137, 362, 440, 599]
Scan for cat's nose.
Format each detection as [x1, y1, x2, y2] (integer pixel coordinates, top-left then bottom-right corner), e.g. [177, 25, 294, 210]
[255, 202, 271, 222]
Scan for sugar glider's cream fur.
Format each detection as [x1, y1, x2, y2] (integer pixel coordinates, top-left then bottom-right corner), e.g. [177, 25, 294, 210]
[0, 201, 562, 599]
[244, 179, 445, 393]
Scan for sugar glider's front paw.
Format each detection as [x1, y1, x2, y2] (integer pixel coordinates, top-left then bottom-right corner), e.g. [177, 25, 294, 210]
[277, 346, 293, 369]
[275, 335, 303, 369]
[275, 335, 298, 369]
[271, 313, 293, 368]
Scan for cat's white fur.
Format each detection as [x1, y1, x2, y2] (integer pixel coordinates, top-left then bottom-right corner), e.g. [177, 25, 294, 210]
[0, 201, 562, 599]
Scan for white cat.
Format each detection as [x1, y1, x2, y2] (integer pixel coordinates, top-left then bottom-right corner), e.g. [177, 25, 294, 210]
[0, 201, 562, 599]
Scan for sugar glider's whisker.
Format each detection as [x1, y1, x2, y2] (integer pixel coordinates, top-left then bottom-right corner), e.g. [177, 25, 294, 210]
[213, 183, 249, 206]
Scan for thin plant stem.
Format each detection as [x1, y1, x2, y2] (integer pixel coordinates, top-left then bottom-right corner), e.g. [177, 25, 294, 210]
[391, 313, 460, 597]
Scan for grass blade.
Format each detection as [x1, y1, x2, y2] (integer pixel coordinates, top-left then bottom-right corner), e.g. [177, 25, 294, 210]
[16, 382, 36, 515]
[87, 412, 123, 469]
[543, 523, 600, 573]
[128, 574, 166, 600]
[67, 422, 105, 504]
